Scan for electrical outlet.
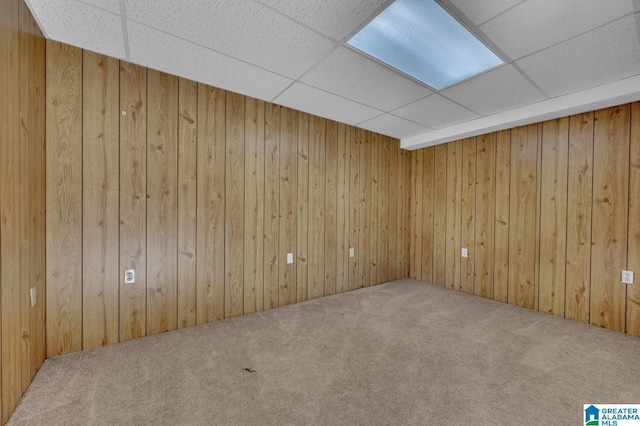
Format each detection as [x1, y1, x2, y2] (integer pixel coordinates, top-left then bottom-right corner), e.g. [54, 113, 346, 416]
[349, 248, 355, 258]
[621, 270, 634, 284]
[30, 287, 36, 307]
[124, 269, 135, 284]
[461, 248, 468, 258]
[286, 253, 294, 264]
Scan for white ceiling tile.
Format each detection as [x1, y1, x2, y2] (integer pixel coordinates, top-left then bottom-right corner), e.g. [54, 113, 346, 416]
[125, 0, 336, 79]
[358, 114, 432, 140]
[517, 15, 640, 98]
[274, 83, 381, 126]
[480, 0, 633, 59]
[128, 22, 293, 102]
[28, 1, 125, 59]
[301, 47, 432, 111]
[258, 0, 390, 41]
[447, 0, 523, 25]
[392, 94, 479, 129]
[442, 65, 546, 116]
[75, 0, 120, 14]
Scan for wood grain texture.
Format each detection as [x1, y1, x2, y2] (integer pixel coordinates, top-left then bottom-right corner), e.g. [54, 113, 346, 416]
[368, 133, 379, 285]
[325, 120, 338, 295]
[147, 70, 178, 335]
[410, 149, 423, 280]
[433, 144, 447, 285]
[263, 103, 280, 309]
[45, 41, 83, 356]
[590, 105, 629, 332]
[296, 112, 309, 303]
[349, 127, 360, 290]
[336, 123, 350, 292]
[309, 115, 326, 299]
[539, 117, 569, 316]
[508, 124, 539, 309]
[279, 107, 297, 305]
[177, 77, 198, 328]
[119, 61, 148, 340]
[82, 51, 119, 348]
[2, 1, 22, 418]
[565, 112, 594, 324]
[627, 102, 640, 336]
[420, 147, 434, 283]
[460, 138, 476, 294]
[474, 133, 496, 298]
[244, 97, 265, 314]
[388, 139, 399, 280]
[359, 130, 370, 287]
[196, 84, 226, 323]
[225, 91, 245, 318]
[379, 136, 391, 284]
[494, 130, 511, 303]
[445, 141, 462, 290]
[403, 149, 412, 278]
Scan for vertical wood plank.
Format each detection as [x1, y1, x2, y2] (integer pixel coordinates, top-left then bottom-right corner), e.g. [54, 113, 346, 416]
[539, 117, 569, 316]
[309, 115, 326, 299]
[627, 102, 640, 336]
[2, 1, 23, 417]
[445, 141, 462, 290]
[296, 112, 309, 303]
[45, 41, 83, 356]
[360, 130, 371, 287]
[224, 91, 245, 318]
[82, 51, 119, 348]
[460, 138, 476, 294]
[433, 144, 447, 285]
[565, 112, 594, 324]
[325, 120, 338, 295]
[379, 136, 391, 284]
[421, 147, 435, 283]
[264, 103, 280, 309]
[508, 124, 539, 309]
[196, 84, 226, 323]
[349, 127, 360, 290]
[146, 70, 178, 335]
[279, 107, 297, 306]
[369, 133, 379, 285]
[243, 97, 265, 314]
[336, 123, 350, 292]
[177, 77, 198, 328]
[119, 61, 147, 340]
[591, 105, 629, 332]
[410, 149, 423, 280]
[403, 149, 412, 278]
[494, 130, 511, 303]
[474, 133, 496, 298]
[388, 140, 399, 280]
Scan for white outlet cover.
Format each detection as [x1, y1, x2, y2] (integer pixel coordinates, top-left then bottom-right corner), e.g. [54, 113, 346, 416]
[349, 248, 355, 258]
[461, 248, 468, 258]
[125, 269, 135, 284]
[30, 287, 37, 307]
[286, 253, 294, 264]
[622, 270, 634, 284]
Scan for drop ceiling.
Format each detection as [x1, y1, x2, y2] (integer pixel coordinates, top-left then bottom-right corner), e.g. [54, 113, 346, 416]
[25, 0, 640, 149]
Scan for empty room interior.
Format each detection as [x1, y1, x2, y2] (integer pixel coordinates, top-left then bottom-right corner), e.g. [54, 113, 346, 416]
[2, 0, 640, 424]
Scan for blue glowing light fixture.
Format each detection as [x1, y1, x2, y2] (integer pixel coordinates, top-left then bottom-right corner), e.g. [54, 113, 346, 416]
[347, 0, 503, 90]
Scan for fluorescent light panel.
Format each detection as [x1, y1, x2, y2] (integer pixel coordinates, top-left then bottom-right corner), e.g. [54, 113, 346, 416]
[347, 0, 503, 90]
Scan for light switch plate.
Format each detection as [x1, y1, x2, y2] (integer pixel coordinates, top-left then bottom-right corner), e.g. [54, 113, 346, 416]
[461, 248, 468, 258]
[349, 248, 355, 258]
[30, 287, 36, 307]
[287, 253, 294, 264]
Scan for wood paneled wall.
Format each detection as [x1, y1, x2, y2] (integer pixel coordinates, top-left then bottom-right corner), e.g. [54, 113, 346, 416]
[46, 41, 409, 357]
[0, 0, 46, 423]
[410, 103, 640, 337]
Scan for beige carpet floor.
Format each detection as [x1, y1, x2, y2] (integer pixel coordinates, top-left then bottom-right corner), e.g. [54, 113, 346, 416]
[8, 279, 640, 425]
